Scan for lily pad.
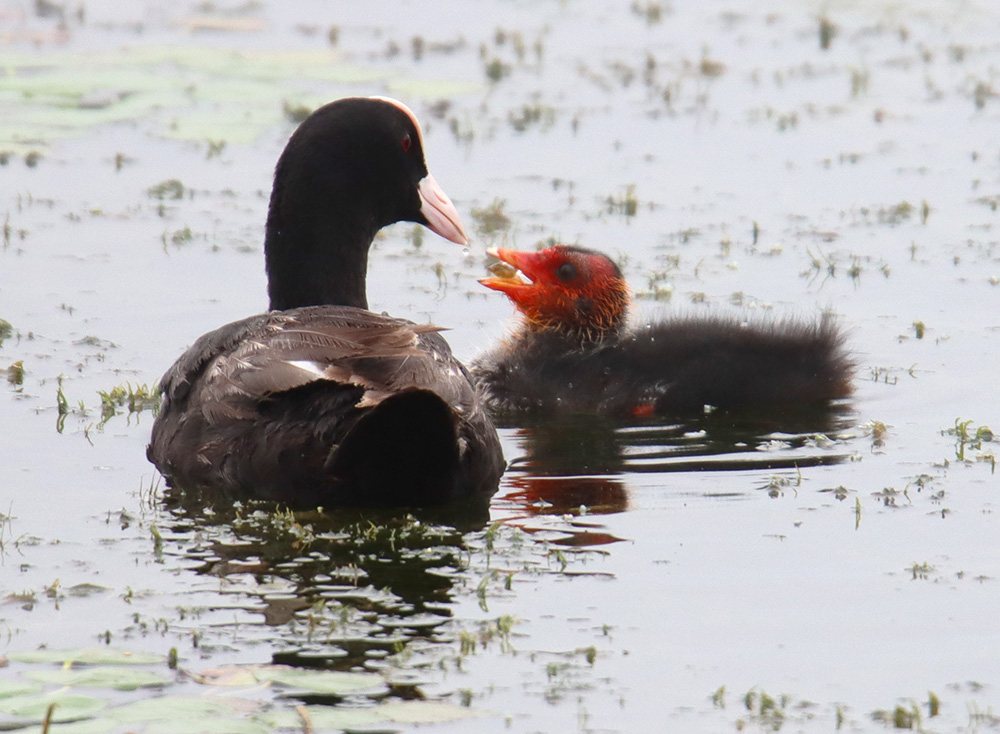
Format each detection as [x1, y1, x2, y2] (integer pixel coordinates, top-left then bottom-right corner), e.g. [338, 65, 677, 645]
[141, 718, 271, 734]
[100, 696, 269, 734]
[252, 665, 387, 696]
[0, 679, 43, 699]
[0, 44, 475, 146]
[257, 700, 493, 729]
[379, 700, 493, 724]
[255, 706, 385, 730]
[9, 648, 166, 666]
[106, 695, 255, 723]
[158, 105, 285, 145]
[15, 718, 120, 734]
[386, 78, 485, 98]
[193, 666, 260, 687]
[23, 666, 170, 691]
[0, 692, 107, 722]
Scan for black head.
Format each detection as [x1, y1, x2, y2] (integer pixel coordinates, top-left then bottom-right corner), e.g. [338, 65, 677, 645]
[265, 97, 467, 311]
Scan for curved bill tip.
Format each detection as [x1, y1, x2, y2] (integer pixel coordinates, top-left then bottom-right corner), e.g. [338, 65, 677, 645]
[418, 173, 469, 246]
[477, 275, 517, 295]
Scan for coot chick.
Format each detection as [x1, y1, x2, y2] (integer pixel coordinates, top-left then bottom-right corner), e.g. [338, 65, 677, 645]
[471, 245, 852, 418]
[148, 97, 504, 508]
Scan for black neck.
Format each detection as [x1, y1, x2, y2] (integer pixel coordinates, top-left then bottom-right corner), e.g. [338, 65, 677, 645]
[262, 111, 386, 312]
[264, 209, 375, 311]
[260, 99, 423, 312]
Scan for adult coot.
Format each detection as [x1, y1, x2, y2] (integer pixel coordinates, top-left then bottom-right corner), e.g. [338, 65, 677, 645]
[148, 97, 504, 507]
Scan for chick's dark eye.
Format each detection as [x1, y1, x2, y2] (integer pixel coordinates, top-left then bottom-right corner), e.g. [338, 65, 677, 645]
[555, 262, 578, 282]
[401, 133, 412, 152]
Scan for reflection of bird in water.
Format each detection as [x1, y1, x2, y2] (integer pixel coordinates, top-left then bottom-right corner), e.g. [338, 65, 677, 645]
[473, 245, 853, 419]
[506, 415, 629, 476]
[161, 490, 490, 669]
[500, 407, 853, 482]
[495, 473, 629, 547]
[493, 410, 852, 547]
[500, 474, 630, 516]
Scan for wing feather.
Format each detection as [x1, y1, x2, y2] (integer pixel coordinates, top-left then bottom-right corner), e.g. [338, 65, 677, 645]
[158, 305, 474, 424]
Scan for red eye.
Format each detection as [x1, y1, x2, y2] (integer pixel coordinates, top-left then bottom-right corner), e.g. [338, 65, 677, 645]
[401, 133, 412, 152]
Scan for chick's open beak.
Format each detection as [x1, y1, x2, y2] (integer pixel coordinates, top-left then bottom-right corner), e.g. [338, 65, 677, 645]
[478, 247, 542, 296]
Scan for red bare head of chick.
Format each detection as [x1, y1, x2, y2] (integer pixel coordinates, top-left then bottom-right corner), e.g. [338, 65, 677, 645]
[479, 245, 630, 342]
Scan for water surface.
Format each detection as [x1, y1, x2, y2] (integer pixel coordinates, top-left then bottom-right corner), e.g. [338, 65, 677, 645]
[1, 1, 999, 731]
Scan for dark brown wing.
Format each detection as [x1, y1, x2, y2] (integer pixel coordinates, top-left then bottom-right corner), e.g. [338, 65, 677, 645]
[158, 306, 475, 421]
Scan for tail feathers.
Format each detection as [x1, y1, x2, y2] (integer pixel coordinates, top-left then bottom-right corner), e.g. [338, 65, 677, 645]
[325, 389, 461, 505]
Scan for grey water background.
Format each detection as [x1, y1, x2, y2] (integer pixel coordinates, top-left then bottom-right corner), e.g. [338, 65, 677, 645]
[1, 0, 999, 731]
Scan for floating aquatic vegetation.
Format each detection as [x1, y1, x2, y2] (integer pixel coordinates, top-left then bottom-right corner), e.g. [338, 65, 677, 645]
[8, 648, 166, 665]
[508, 102, 555, 132]
[0, 651, 493, 733]
[146, 179, 185, 200]
[944, 418, 995, 463]
[21, 667, 170, 691]
[818, 16, 838, 50]
[96, 382, 160, 426]
[605, 185, 638, 217]
[0, 46, 483, 150]
[470, 198, 511, 236]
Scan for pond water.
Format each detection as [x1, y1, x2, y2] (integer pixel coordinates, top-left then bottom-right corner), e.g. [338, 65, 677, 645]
[1, 0, 999, 731]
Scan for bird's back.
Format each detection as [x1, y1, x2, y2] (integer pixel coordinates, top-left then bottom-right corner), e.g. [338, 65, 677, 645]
[149, 306, 503, 506]
[472, 313, 852, 418]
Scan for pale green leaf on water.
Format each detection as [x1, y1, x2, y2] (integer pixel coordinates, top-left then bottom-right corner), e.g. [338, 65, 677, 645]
[378, 699, 494, 724]
[21, 700, 271, 734]
[135, 46, 345, 81]
[386, 78, 485, 98]
[109, 697, 270, 734]
[9, 648, 166, 666]
[23, 666, 170, 691]
[0, 44, 474, 146]
[106, 695, 257, 723]
[141, 717, 271, 734]
[0, 67, 182, 98]
[158, 106, 285, 145]
[0, 45, 342, 77]
[252, 664, 388, 695]
[254, 706, 385, 729]
[258, 700, 494, 729]
[0, 679, 43, 699]
[15, 718, 120, 734]
[182, 49, 386, 84]
[192, 666, 260, 687]
[0, 692, 107, 722]
[2, 90, 185, 127]
[0, 45, 385, 94]
[181, 78, 278, 105]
